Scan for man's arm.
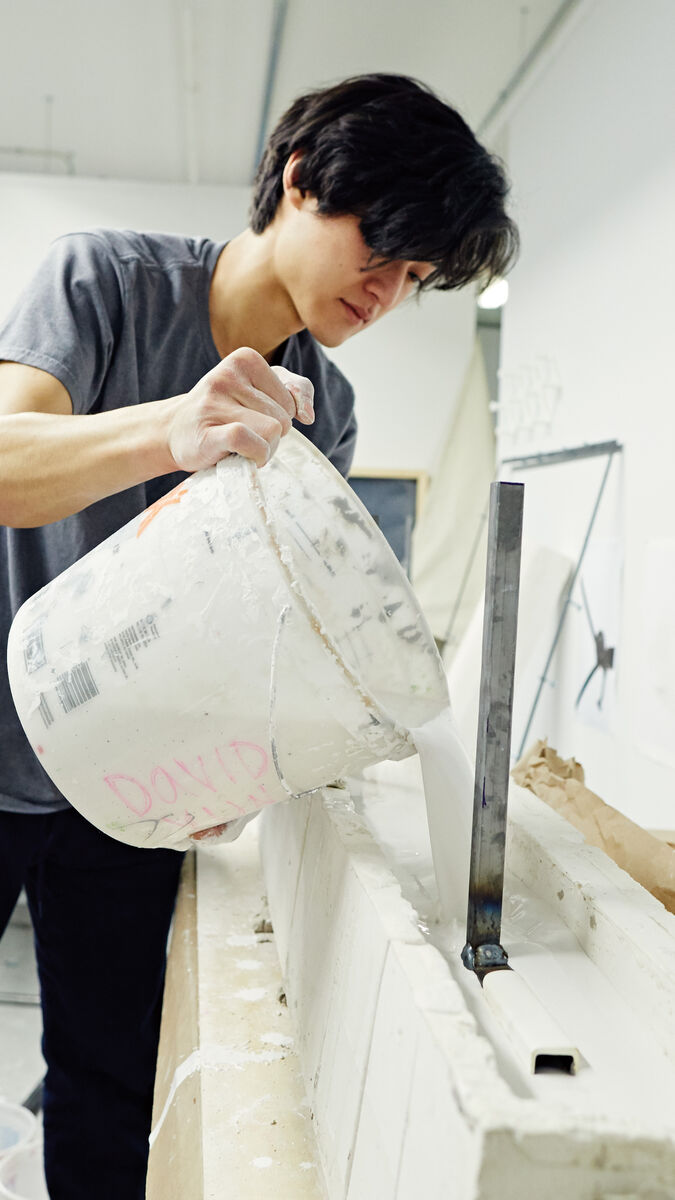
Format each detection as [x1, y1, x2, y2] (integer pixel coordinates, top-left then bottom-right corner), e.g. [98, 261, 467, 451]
[0, 349, 315, 528]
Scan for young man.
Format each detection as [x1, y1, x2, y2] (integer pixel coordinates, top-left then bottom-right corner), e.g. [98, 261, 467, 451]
[0, 74, 517, 1198]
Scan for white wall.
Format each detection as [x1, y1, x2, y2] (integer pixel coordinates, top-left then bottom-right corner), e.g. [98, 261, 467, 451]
[0, 173, 251, 303]
[0, 172, 474, 475]
[499, 0, 675, 826]
[331, 288, 475, 472]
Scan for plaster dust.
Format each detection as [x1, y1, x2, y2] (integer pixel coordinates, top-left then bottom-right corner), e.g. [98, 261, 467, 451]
[353, 713, 675, 1130]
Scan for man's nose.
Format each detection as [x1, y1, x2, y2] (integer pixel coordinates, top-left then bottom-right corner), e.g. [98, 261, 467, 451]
[364, 262, 411, 312]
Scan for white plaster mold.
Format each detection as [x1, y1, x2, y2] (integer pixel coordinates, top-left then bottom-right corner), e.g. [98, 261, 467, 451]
[260, 781, 675, 1199]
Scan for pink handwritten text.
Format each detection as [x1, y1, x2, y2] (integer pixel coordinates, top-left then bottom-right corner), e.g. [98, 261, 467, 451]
[104, 739, 274, 820]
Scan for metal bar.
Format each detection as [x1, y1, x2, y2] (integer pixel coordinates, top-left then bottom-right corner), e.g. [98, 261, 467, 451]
[502, 440, 622, 471]
[252, 0, 289, 181]
[462, 482, 524, 979]
[516, 449, 617, 759]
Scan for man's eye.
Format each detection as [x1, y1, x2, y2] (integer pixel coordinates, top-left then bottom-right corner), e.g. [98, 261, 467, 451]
[407, 271, 421, 284]
[361, 256, 390, 272]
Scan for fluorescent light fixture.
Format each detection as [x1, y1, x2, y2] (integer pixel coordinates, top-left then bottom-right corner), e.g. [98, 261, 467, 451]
[477, 278, 509, 309]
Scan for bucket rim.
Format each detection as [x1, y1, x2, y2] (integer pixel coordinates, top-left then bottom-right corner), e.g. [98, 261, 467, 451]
[0, 1104, 36, 1161]
[0, 1137, 45, 1200]
[239, 431, 446, 744]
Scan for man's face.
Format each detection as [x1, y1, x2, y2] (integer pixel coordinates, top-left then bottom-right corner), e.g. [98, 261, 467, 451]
[274, 181, 434, 348]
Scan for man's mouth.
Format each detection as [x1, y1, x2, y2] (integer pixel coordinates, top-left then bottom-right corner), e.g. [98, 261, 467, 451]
[340, 299, 370, 324]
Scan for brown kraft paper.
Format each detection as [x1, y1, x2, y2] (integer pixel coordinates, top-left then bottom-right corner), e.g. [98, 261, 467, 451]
[512, 739, 675, 916]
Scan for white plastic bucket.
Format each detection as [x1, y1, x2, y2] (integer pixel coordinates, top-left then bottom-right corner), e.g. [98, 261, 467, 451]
[8, 432, 448, 849]
[0, 1104, 35, 1166]
[0, 1140, 48, 1200]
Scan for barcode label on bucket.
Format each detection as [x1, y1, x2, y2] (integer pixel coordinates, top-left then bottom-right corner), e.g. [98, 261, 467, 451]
[105, 614, 159, 679]
[55, 661, 99, 714]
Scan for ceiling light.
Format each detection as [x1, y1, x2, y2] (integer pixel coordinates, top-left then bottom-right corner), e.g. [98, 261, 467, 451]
[477, 278, 509, 309]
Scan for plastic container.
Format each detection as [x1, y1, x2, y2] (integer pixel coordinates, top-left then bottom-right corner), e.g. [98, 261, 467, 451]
[0, 1105, 35, 1166]
[0, 1140, 48, 1200]
[8, 432, 448, 849]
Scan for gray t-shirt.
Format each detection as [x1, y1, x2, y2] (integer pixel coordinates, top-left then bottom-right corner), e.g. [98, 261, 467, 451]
[0, 228, 357, 813]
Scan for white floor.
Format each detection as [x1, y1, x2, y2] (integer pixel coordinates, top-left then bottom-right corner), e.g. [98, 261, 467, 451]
[0, 898, 45, 1107]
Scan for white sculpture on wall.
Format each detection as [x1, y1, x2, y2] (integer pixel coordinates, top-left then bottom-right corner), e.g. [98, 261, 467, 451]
[496, 354, 563, 450]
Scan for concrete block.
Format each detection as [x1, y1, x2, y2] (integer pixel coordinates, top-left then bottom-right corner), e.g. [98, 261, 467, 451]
[346, 945, 420, 1196]
[508, 784, 675, 1062]
[284, 800, 350, 1082]
[476, 1127, 675, 1200]
[396, 1016, 481, 1200]
[283, 800, 390, 1198]
[345, 1110, 398, 1200]
[259, 795, 313, 972]
[312, 1002, 377, 1199]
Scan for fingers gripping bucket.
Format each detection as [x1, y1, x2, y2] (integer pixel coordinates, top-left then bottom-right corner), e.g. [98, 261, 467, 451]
[8, 432, 448, 848]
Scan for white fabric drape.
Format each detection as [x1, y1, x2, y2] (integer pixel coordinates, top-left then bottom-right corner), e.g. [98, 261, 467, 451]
[411, 336, 495, 659]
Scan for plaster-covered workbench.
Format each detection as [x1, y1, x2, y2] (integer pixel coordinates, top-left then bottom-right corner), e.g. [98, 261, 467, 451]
[147, 761, 675, 1199]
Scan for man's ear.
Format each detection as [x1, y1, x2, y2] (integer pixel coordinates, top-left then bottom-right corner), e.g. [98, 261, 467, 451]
[282, 150, 312, 210]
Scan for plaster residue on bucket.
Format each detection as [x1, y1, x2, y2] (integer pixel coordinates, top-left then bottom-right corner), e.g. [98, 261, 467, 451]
[350, 711, 675, 1129]
[8, 431, 450, 851]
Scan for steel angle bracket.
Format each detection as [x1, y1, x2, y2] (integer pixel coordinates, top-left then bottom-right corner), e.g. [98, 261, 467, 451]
[462, 481, 524, 984]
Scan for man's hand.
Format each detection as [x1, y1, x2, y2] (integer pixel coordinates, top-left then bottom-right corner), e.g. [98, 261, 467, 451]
[0, 348, 314, 527]
[165, 347, 315, 472]
[189, 812, 260, 844]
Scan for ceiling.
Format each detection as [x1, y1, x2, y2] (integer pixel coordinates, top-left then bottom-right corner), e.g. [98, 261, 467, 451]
[1, 0, 565, 186]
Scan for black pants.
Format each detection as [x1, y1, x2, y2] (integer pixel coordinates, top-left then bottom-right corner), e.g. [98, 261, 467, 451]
[0, 807, 184, 1200]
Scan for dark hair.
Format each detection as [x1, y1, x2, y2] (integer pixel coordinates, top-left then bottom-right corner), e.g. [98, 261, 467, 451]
[250, 73, 519, 292]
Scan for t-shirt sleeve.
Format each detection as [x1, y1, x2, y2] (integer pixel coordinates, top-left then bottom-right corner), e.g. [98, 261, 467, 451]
[0, 232, 124, 414]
